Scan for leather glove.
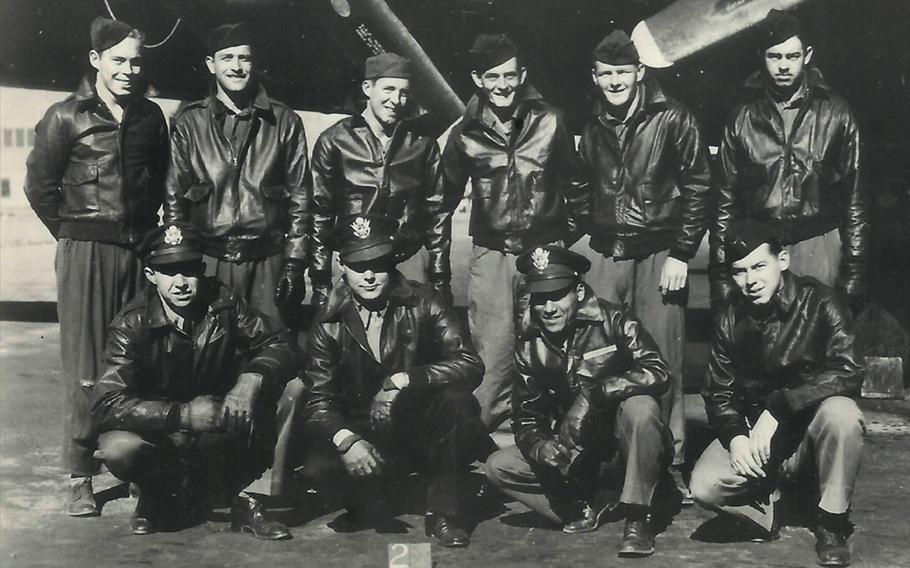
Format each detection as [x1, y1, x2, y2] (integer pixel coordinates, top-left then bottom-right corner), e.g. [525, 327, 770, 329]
[530, 439, 571, 469]
[178, 395, 225, 432]
[222, 373, 263, 434]
[311, 271, 332, 310]
[274, 259, 307, 310]
[558, 391, 591, 449]
[430, 275, 453, 306]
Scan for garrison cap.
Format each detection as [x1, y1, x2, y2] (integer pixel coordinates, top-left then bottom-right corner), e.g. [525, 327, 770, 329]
[516, 245, 591, 294]
[725, 219, 780, 263]
[335, 214, 398, 265]
[758, 9, 804, 50]
[208, 22, 253, 55]
[469, 33, 518, 73]
[139, 223, 204, 266]
[365, 53, 412, 80]
[90, 17, 140, 53]
[593, 29, 640, 65]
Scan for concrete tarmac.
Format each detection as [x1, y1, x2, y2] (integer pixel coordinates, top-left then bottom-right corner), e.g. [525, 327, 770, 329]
[1, 321, 909, 567]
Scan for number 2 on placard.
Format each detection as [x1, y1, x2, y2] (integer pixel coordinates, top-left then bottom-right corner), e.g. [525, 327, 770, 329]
[389, 543, 409, 568]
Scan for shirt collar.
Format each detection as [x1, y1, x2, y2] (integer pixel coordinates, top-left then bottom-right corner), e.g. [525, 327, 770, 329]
[361, 107, 393, 143]
[207, 83, 273, 118]
[321, 271, 419, 323]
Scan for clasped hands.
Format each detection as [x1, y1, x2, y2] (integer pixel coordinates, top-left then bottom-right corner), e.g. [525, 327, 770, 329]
[177, 373, 263, 437]
[728, 410, 779, 479]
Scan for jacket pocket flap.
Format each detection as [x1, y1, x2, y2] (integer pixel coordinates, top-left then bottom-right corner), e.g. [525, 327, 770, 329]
[62, 163, 99, 185]
[642, 185, 681, 205]
[184, 183, 213, 202]
[262, 184, 291, 200]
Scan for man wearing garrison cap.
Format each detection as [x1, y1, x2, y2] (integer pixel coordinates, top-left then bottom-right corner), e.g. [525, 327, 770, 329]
[442, 33, 586, 432]
[24, 16, 169, 516]
[298, 214, 490, 547]
[571, 28, 712, 503]
[310, 52, 454, 310]
[710, 9, 869, 318]
[90, 222, 300, 538]
[164, 22, 313, 328]
[691, 220, 864, 567]
[485, 245, 671, 557]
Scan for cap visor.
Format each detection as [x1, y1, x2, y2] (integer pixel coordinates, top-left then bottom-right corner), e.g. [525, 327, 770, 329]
[340, 242, 397, 265]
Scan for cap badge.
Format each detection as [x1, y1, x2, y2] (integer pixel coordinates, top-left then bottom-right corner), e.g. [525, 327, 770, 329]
[164, 225, 183, 246]
[531, 248, 549, 271]
[351, 217, 371, 239]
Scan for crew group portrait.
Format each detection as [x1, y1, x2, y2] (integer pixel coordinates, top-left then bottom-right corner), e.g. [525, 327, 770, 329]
[25, 9, 870, 567]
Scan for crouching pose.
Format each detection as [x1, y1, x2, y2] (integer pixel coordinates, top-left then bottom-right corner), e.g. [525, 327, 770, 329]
[690, 220, 864, 567]
[485, 246, 672, 557]
[300, 215, 490, 548]
[90, 223, 300, 538]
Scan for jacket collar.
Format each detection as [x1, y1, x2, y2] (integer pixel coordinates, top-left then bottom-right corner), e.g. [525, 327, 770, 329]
[591, 76, 668, 119]
[743, 66, 832, 99]
[321, 271, 419, 324]
[518, 283, 603, 339]
[462, 83, 544, 129]
[203, 83, 274, 118]
[774, 270, 799, 316]
[144, 279, 234, 329]
[73, 73, 149, 112]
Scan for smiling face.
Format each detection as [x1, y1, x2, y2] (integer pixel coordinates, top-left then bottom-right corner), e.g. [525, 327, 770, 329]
[730, 244, 790, 305]
[206, 45, 254, 95]
[530, 284, 584, 335]
[472, 56, 527, 109]
[89, 36, 143, 98]
[763, 35, 812, 89]
[362, 77, 410, 130]
[144, 261, 205, 311]
[591, 60, 644, 108]
[341, 259, 393, 302]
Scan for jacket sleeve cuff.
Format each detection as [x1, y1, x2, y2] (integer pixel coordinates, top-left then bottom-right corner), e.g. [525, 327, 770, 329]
[718, 425, 750, 450]
[669, 247, 696, 262]
[763, 389, 792, 421]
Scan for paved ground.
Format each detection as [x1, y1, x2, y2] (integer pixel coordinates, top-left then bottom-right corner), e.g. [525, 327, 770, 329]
[1, 321, 909, 567]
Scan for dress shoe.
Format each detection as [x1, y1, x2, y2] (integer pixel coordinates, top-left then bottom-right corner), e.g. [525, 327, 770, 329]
[130, 495, 158, 536]
[230, 493, 292, 540]
[563, 498, 616, 535]
[669, 465, 693, 506]
[618, 513, 655, 557]
[815, 524, 851, 566]
[67, 477, 99, 517]
[425, 514, 470, 548]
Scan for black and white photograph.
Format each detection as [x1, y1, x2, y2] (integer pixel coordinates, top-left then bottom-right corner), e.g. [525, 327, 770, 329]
[0, 0, 908, 566]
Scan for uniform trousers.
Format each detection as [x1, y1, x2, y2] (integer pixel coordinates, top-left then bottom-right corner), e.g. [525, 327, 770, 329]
[484, 395, 670, 524]
[786, 229, 843, 288]
[690, 396, 865, 531]
[204, 252, 283, 322]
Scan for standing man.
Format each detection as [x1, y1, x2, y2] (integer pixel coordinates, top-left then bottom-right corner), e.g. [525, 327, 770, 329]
[310, 53, 452, 309]
[24, 17, 169, 516]
[691, 220, 864, 567]
[91, 222, 300, 538]
[485, 246, 671, 557]
[710, 9, 869, 314]
[573, 30, 712, 499]
[300, 215, 490, 547]
[443, 33, 585, 431]
[165, 23, 312, 325]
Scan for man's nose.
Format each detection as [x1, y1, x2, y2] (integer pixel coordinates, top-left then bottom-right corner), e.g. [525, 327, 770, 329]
[363, 270, 375, 281]
[495, 76, 508, 89]
[544, 300, 556, 312]
[173, 274, 188, 287]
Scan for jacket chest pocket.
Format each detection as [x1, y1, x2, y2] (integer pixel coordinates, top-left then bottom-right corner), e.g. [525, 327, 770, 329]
[61, 162, 101, 214]
[641, 185, 681, 222]
[575, 344, 623, 379]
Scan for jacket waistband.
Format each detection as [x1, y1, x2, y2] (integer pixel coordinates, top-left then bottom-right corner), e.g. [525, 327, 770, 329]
[472, 228, 567, 254]
[202, 234, 285, 263]
[58, 220, 149, 246]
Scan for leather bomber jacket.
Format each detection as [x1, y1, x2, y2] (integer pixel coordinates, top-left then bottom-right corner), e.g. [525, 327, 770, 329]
[710, 68, 869, 298]
[310, 114, 453, 285]
[512, 285, 670, 459]
[301, 273, 483, 443]
[703, 272, 863, 449]
[91, 280, 300, 435]
[578, 79, 712, 261]
[24, 75, 169, 245]
[442, 86, 587, 253]
[164, 86, 312, 263]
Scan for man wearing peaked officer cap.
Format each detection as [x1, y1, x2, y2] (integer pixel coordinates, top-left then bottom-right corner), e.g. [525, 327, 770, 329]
[442, 33, 587, 433]
[691, 219, 864, 567]
[24, 15, 169, 516]
[296, 214, 492, 547]
[574, 27, 712, 500]
[486, 245, 672, 557]
[164, 21, 313, 334]
[89, 222, 301, 538]
[310, 51, 454, 310]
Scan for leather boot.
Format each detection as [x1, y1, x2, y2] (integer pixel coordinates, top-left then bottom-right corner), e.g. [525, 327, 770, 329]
[815, 513, 852, 567]
[67, 477, 99, 517]
[425, 514, 470, 548]
[230, 493, 292, 540]
[618, 508, 655, 558]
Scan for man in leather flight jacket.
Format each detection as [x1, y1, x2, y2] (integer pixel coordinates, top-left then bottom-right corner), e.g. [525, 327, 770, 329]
[485, 245, 671, 558]
[298, 215, 490, 548]
[691, 220, 864, 567]
[442, 34, 586, 431]
[91, 223, 300, 539]
[164, 23, 312, 326]
[710, 10, 869, 313]
[310, 53, 453, 308]
[573, 30, 712, 499]
[23, 17, 169, 517]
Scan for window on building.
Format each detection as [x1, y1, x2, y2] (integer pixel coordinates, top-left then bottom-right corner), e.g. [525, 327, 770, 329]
[15, 128, 25, 147]
[27, 129, 35, 147]
[0, 179, 10, 198]
[3, 129, 11, 147]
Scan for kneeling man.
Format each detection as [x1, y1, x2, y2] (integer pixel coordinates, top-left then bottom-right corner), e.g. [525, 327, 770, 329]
[91, 223, 300, 538]
[690, 220, 864, 567]
[300, 215, 489, 548]
[485, 246, 671, 557]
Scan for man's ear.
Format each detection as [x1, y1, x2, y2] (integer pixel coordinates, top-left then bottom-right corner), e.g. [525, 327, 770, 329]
[471, 70, 484, 90]
[204, 55, 215, 75]
[636, 63, 646, 83]
[361, 79, 373, 98]
[89, 50, 101, 71]
[804, 45, 814, 65]
[576, 282, 586, 302]
[778, 248, 791, 272]
[143, 266, 157, 285]
[518, 66, 528, 85]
